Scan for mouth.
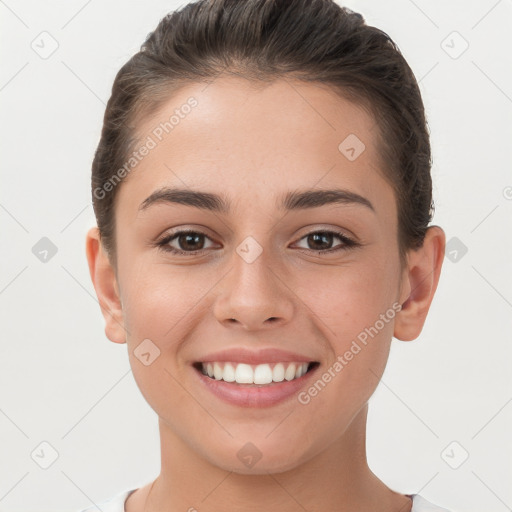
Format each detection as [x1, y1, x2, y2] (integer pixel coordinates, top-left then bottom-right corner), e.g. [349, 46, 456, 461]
[192, 361, 320, 386]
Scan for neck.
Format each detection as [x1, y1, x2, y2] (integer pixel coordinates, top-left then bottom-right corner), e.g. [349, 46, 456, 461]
[141, 404, 411, 512]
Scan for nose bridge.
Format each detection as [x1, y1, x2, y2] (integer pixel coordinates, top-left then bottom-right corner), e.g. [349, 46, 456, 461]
[213, 234, 293, 329]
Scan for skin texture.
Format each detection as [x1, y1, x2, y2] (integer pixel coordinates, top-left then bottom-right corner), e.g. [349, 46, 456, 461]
[86, 76, 445, 512]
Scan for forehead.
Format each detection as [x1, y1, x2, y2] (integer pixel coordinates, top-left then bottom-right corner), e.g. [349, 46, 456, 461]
[118, 76, 395, 220]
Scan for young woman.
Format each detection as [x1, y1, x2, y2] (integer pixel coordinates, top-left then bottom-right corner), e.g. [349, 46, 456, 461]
[82, 0, 448, 510]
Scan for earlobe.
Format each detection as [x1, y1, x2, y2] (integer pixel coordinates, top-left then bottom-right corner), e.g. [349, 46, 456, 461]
[394, 226, 446, 342]
[85, 227, 127, 344]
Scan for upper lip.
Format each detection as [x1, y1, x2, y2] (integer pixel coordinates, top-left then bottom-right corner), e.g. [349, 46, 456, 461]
[195, 348, 318, 365]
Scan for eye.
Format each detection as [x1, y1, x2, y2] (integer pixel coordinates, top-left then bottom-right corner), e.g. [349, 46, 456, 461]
[156, 228, 359, 256]
[293, 230, 358, 253]
[156, 230, 216, 255]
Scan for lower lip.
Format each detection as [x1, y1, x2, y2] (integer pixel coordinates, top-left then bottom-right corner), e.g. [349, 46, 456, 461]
[193, 364, 319, 408]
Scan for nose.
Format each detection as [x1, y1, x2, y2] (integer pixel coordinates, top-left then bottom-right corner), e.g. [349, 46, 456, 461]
[213, 245, 294, 331]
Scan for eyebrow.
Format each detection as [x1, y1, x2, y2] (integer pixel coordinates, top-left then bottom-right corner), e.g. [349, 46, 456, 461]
[139, 187, 375, 214]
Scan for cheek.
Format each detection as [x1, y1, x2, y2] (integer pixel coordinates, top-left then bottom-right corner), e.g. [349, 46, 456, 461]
[296, 255, 399, 345]
[294, 253, 400, 403]
[120, 260, 211, 342]
[119, 266, 210, 414]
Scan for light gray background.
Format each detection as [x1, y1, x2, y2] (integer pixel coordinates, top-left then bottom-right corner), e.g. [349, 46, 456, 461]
[1, 1, 511, 511]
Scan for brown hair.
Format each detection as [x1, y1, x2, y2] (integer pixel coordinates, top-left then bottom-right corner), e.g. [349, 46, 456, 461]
[91, 0, 434, 266]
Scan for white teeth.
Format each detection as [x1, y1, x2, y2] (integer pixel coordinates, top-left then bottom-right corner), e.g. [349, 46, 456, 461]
[254, 364, 273, 384]
[284, 363, 296, 381]
[223, 363, 236, 382]
[200, 361, 311, 384]
[272, 363, 285, 382]
[235, 363, 253, 383]
[213, 362, 223, 380]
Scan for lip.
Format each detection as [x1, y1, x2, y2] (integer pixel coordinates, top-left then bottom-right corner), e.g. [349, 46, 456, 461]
[193, 361, 320, 408]
[194, 347, 318, 365]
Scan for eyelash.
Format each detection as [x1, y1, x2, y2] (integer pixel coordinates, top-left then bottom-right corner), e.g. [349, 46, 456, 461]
[155, 229, 359, 256]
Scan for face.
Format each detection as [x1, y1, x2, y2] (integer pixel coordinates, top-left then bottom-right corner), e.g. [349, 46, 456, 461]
[104, 77, 410, 473]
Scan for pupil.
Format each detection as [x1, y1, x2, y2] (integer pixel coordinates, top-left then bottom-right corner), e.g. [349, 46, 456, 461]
[309, 232, 332, 250]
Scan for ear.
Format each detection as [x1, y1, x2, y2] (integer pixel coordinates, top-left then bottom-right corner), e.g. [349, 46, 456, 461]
[85, 227, 126, 343]
[394, 225, 446, 341]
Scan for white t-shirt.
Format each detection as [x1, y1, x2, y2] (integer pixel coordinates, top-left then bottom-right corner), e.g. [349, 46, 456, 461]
[78, 488, 451, 511]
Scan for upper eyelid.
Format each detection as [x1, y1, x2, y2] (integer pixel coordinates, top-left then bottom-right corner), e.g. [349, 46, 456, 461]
[160, 222, 355, 238]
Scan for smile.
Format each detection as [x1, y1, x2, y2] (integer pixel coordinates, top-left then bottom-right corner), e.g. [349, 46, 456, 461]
[192, 359, 320, 407]
[198, 361, 318, 385]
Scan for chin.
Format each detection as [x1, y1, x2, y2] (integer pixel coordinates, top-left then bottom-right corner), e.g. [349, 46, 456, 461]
[203, 440, 309, 476]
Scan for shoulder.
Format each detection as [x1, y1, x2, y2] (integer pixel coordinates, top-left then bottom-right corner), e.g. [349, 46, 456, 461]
[411, 494, 452, 511]
[76, 488, 137, 512]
